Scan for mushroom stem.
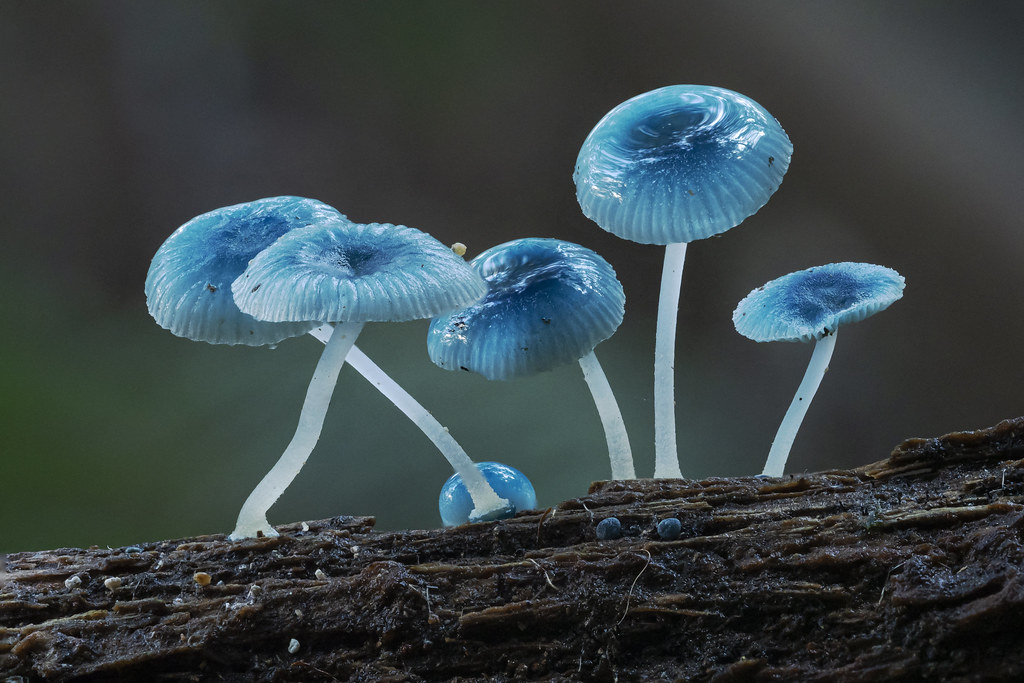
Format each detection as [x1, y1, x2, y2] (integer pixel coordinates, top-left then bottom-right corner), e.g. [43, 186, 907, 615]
[308, 327, 512, 521]
[229, 321, 364, 540]
[762, 329, 838, 477]
[577, 350, 635, 479]
[653, 241, 688, 479]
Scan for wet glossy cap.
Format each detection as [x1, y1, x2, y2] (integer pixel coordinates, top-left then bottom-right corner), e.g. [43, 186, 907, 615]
[427, 238, 624, 380]
[439, 462, 536, 527]
[574, 85, 792, 245]
[145, 196, 343, 345]
[733, 262, 905, 343]
[232, 221, 487, 324]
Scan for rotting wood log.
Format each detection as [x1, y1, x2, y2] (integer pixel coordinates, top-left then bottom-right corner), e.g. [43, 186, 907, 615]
[3, 417, 1024, 681]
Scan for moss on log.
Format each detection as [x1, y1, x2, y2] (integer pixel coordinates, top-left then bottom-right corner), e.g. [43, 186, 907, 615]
[3, 417, 1024, 681]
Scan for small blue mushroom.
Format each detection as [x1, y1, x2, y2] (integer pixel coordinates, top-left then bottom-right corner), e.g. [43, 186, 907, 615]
[145, 196, 343, 345]
[733, 262, 905, 477]
[574, 85, 792, 480]
[427, 238, 635, 480]
[438, 461, 537, 527]
[656, 517, 682, 540]
[226, 219, 502, 539]
[596, 517, 622, 540]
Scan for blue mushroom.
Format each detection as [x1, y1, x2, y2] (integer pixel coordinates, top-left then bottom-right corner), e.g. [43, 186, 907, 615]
[438, 461, 537, 527]
[733, 262, 905, 477]
[427, 238, 635, 480]
[656, 517, 682, 540]
[574, 85, 792, 479]
[145, 196, 343, 345]
[596, 517, 622, 540]
[226, 219, 508, 539]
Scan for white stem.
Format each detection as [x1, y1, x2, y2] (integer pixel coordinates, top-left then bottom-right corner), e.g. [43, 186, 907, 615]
[229, 321, 364, 540]
[761, 329, 839, 478]
[308, 326, 511, 521]
[346, 346, 510, 519]
[578, 350, 635, 479]
[653, 242, 688, 478]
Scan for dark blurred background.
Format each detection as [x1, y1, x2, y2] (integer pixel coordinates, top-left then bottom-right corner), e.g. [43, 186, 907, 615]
[2, 1, 1021, 552]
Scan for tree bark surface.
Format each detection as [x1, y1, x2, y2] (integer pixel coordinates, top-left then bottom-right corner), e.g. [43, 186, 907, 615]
[3, 417, 1024, 681]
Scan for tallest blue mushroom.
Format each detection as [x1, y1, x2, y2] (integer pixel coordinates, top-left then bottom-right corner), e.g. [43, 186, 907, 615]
[574, 85, 792, 478]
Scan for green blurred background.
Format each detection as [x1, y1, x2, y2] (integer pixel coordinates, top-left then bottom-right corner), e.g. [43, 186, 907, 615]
[2, 2, 1022, 552]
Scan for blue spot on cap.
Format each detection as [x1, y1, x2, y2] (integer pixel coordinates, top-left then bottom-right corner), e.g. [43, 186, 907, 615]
[733, 262, 905, 343]
[574, 85, 792, 245]
[439, 462, 536, 527]
[232, 221, 488, 324]
[145, 196, 343, 345]
[427, 238, 624, 380]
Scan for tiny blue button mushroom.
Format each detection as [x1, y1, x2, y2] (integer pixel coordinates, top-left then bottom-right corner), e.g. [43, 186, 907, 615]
[427, 238, 636, 480]
[596, 517, 622, 540]
[656, 517, 682, 540]
[574, 85, 792, 480]
[226, 220, 498, 539]
[145, 196, 344, 345]
[438, 462, 537, 527]
[733, 262, 905, 477]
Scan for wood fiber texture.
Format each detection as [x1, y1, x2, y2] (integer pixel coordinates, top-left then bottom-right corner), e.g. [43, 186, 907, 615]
[3, 417, 1024, 681]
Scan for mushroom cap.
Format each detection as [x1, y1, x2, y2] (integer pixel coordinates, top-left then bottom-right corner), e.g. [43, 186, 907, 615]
[145, 196, 343, 346]
[656, 517, 683, 540]
[438, 461, 537, 527]
[595, 517, 623, 540]
[426, 238, 625, 381]
[574, 84, 792, 245]
[733, 262, 905, 343]
[232, 221, 488, 324]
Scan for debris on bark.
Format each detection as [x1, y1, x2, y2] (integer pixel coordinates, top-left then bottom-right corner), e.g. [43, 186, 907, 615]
[3, 417, 1024, 681]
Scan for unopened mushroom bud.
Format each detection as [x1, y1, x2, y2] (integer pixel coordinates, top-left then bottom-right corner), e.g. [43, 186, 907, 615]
[438, 462, 536, 527]
[596, 517, 622, 540]
[656, 518, 682, 540]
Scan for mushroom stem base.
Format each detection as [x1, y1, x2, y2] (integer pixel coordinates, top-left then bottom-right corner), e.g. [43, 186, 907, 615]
[308, 327, 511, 523]
[344, 345, 511, 520]
[762, 329, 838, 477]
[229, 321, 364, 540]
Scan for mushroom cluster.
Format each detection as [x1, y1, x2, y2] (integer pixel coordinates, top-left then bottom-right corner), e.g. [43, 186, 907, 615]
[145, 83, 908, 536]
[146, 197, 520, 538]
